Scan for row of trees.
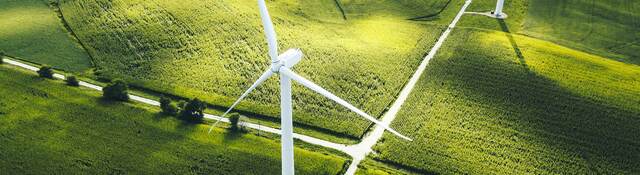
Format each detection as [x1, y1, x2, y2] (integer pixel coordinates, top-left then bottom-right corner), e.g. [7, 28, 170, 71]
[36, 65, 79, 86]
[160, 96, 245, 131]
[159, 96, 205, 123]
[27, 63, 243, 131]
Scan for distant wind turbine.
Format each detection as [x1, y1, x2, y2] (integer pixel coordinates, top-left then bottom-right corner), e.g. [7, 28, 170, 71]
[208, 0, 412, 174]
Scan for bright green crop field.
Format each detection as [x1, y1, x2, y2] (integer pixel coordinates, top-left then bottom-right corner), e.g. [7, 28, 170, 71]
[0, 65, 347, 174]
[367, 10, 640, 175]
[0, 0, 92, 72]
[58, 0, 464, 140]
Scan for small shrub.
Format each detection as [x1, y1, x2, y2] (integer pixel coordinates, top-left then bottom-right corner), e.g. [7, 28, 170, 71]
[65, 75, 79, 86]
[37, 65, 54, 79]
[228, 113, 244, 131]
[179, 98, 205, 123]
[177, 100, 187, 109]
[160, 96, 179, 116]
[103, 79, 129, 101]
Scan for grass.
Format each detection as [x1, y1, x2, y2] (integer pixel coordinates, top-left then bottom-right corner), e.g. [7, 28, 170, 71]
[369, 23, 640, 174]
[0, 65, 347, 174]
[522, 0, 640, 64]
[58, 0, 463, 141]
[459, 0, 640, 65]
[0, 0, 92, 72]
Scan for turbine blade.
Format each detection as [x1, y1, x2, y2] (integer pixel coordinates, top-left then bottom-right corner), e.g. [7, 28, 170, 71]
[279, 67, 413, 141]
[258, 0, 278, 62]
[208, 69, 274, 134]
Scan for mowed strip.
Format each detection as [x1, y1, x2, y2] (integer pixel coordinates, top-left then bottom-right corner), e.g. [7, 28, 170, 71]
[0, 65, 346, 174]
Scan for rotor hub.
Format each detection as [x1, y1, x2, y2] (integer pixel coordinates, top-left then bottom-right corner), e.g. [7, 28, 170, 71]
[271, 60, 285, 73]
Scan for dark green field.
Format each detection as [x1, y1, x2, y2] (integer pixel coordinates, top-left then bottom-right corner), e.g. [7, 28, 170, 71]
[0, 0, 92, 72]
[0, 65, 346, 174]
[523, 0, 640, 64]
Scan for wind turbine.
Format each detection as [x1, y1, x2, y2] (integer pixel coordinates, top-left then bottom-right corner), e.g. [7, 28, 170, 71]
[493, 0, 506, 18]
[208, 0, 412, 174]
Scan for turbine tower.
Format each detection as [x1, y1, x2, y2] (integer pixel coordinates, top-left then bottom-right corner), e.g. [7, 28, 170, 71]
[494, 0, 506, 18]
[209, 0, 412, 174]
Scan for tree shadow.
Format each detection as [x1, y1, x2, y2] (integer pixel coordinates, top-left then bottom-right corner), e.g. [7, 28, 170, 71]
[223, 130, 244, 141]
[497, 19, 529, 71]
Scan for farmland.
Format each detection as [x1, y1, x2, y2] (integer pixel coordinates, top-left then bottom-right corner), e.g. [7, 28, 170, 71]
[2, 0, 640, 174]
[369, 18, 640, 175]
[58, 0, 462, 140]
[457, 0, 640, 66]
[0, 65, 347, 174]
[523, 0, 640, 64]
[0, 0, 92, 72]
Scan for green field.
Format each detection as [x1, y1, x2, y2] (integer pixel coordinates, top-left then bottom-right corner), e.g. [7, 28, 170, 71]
[368, 12, 640, 175]
[58, 0, 463, 140]
[0, 0, 92, 72]
[523, 0, 640, 64]
[458, 0, 640, 65]
[0, 65, 347, 174]
[3, 0, 640, 174]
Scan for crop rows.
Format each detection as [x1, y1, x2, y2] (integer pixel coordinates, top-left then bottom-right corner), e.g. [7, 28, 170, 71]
[59, 0, 452, 140]
[372, 29, 640, 174]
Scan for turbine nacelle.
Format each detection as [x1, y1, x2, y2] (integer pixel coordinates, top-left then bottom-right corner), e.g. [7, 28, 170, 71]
[271, 48, 304, 73]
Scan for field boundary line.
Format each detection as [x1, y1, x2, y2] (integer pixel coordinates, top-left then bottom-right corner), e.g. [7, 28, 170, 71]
[343, 0, 472, 174]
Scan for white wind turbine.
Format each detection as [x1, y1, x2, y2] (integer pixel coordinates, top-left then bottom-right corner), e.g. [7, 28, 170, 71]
[208, 0, 412, 174]
[493, 0, 506, 18]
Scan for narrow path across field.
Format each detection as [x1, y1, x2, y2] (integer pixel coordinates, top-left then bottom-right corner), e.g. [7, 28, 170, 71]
[1, 0, 472, 173]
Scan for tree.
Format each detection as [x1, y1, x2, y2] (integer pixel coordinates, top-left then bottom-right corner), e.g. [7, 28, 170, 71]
[228, 113, 244, 131]
[65, 75, 79, 86]
[179, 98, 205, 123]
[0, 51, 4, 64]
[160, 96, 179, 116]
[103, 79, 129, 101]
[37, 65, 54, 79]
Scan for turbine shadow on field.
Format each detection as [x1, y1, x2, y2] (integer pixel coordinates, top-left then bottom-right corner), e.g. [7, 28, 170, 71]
[438, 29, 640, 172]
[333, 0, 347, 20]
[497, 19, 528, 71]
